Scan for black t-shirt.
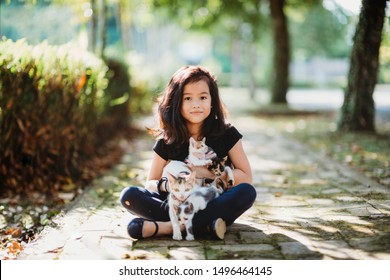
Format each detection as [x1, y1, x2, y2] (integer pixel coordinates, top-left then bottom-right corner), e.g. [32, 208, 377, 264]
[153, 126, 243, 167]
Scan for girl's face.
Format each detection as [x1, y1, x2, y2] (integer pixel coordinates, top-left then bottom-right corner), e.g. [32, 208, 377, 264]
[180, 80, 212, 129]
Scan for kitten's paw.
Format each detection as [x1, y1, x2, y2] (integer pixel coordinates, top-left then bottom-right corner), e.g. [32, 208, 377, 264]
[172, 233, 183, 240]
[186, 235, 195, 241]
[226, 167, 234, 187]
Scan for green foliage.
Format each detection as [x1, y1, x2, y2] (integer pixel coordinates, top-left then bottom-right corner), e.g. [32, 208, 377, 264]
[0, 3, 77, 45]
[152, 0, 266, 40]
[379, 23, 390, 83]
[100, 57, 131, 132]
[0, 38, 109, 196]
[288, 2, 351, 59]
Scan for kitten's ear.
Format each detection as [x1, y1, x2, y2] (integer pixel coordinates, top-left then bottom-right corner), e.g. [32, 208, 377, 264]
[189, 137, 196, 147]
[202, 137, 206, 143]
[189, 171, 196, 183]
[222, 156, 228, 162]
[167, 172, 176, 183]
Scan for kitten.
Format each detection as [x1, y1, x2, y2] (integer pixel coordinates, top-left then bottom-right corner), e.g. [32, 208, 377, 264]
[187, 137, 215, 166]
[187, 137, 216, 186]
[205, 156, 234, 193]
[166, 170, 197, 240]
[174, 184, 220, 240]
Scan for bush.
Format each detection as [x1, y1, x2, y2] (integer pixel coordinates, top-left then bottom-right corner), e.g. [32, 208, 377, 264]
[0, 38, 110, 198]
[98, 58, 132, 141]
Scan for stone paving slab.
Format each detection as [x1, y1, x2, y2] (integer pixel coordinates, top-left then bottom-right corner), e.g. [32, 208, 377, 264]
[18, 92, 390, 260]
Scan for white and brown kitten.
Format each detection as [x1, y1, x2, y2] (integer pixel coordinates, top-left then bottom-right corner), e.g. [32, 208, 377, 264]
[166, 170, 197, 240]
[187, 137, 215, 166]
[187, 137, 216, 186]
[174, 184, 220, 240]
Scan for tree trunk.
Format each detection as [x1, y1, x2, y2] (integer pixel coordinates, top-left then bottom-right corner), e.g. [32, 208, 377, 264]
[269, 0, 290, 104]
[337, 0, 387, 132]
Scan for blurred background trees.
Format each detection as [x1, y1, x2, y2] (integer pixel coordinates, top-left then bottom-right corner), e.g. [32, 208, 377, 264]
[1, 0, 389, 128]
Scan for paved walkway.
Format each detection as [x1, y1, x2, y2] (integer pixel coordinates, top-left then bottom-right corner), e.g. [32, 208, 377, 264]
[18, 90, 390, 260]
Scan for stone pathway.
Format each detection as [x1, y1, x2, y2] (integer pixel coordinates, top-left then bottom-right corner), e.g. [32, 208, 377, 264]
[18, 90, 390, 260]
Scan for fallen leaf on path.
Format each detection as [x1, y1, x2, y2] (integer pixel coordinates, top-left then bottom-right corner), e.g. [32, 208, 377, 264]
[7, 241, 23, 254]
[275, 192, 283, 197]
[45, 246, 64, 254]
[5, 227, 21, 237]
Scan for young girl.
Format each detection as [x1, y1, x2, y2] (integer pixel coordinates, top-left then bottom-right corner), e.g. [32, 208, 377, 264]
[120, 65, 256, 240]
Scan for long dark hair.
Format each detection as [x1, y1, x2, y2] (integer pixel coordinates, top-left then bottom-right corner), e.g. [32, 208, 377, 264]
[150, 65, 229, 146]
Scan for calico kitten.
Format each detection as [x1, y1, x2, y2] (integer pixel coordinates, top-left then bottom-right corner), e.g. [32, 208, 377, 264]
[166, 170, 197, 240]
[174, 184, 220, 240]
[187, 137, 216, 186]
[206, 156, 234, 193]
[187, 137, 215, 166]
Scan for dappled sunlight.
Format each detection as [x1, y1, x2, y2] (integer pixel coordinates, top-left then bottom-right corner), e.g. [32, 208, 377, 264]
[248, 165, 390, 259]
[249, 209, 388, 259]
[306, 198, 335, 206]
[249, 157, 290, 172]
[335, 196, 364, 202]
[311, 240, 359, 259]
[169, 247, 205, 260]
[322, 214, 373, 226]
[299, 178, 328, 186]
[349, 224, 376, 235]
[313, 224, 339, 234]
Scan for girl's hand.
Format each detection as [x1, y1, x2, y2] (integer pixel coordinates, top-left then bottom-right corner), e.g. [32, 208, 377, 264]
[205, 150, 217, 160]
[145, 180, 159, 192]
[187, 163, 215, 179]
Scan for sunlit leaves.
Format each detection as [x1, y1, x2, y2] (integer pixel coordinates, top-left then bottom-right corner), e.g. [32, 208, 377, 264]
[0, 38, 110, 197]
[0, 202, 61, 259]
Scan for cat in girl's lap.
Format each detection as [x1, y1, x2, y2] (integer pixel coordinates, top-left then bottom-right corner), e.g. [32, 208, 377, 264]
[167, 169, 220, 240]
[187, 137, 234, 193]
[163, 137, 233, 240]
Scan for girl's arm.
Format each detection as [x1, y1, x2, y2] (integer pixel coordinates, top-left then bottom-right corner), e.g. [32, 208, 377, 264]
[145, 152, 168, 192]
[228, 139, 253, 185]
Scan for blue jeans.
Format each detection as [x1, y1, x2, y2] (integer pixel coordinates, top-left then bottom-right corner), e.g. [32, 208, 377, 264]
[119, 183, 257, 236]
